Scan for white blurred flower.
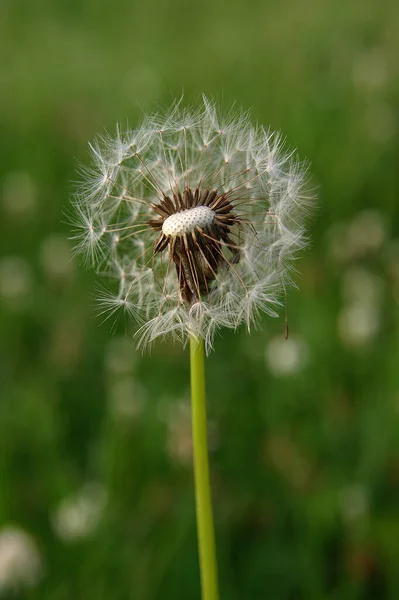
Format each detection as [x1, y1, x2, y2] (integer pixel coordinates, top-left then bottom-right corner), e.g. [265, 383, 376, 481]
[1, 171, 37, 218]
[338, 302, 381, 347]
[0, 257, 32, 303]
[341, 267, 383, 305]
[339, 267, 383, 347]
[327, 210, 387, 262]
[165, 400, 193, 466]
[349, 210, 387, 254]
[108, 377, 146, 419]
[72, 96, 312, 352]
[265, 335, 309, 377]
[0, 526, 42, 594]
[40, 234, 74, 282]
[51, 482, 107, 543]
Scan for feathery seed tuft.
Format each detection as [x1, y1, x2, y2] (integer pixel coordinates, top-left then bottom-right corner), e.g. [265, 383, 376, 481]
[71, 96, 313, 352]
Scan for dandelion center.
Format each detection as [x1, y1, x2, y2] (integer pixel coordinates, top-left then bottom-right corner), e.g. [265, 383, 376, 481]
[162, 206, 216, 238]
[147, 186, 240, 305]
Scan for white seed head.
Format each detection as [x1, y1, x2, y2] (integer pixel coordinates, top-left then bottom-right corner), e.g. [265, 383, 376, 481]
[0, 526, 42, 593]
[72, 96, 313, 353]
[162, 206, 215, 237]
[51, 482, 107, 542]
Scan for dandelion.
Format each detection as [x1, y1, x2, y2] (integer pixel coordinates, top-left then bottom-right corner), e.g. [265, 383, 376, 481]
[72, 96, 312, 600]
[72, 96, 310, 353]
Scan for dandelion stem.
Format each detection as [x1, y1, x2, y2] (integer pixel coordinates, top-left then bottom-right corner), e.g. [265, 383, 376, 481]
[190, 335, 219, 600]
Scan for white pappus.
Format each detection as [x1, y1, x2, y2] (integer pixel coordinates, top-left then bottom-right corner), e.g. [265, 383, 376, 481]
[71, 96, 312, 353]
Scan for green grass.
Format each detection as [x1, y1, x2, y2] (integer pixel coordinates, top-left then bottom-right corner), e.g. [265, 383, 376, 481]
[0, 0, 398, 598]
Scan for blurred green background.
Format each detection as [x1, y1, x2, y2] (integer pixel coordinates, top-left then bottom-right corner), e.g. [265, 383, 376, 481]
[1, 0, 398, 598]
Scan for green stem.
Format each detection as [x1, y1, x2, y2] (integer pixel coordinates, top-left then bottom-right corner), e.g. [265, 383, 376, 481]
[190, 335, 219, 600]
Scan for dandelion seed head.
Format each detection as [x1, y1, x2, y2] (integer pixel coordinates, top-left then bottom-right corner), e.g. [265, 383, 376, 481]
[72, 97, 312, 352]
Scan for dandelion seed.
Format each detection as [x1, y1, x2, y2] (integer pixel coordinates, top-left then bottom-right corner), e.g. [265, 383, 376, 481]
[72, 97, 311, 352]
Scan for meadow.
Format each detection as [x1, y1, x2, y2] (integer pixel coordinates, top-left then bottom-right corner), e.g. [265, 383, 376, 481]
[0, 0, 398, 598]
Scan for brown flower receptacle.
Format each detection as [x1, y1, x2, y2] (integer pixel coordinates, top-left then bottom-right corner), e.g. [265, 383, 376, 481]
[148, 186, 240, 304]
